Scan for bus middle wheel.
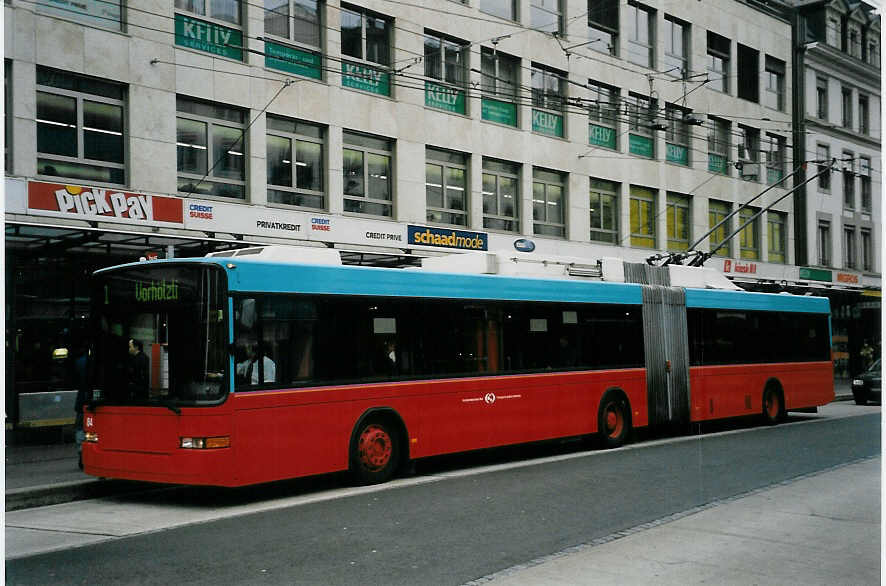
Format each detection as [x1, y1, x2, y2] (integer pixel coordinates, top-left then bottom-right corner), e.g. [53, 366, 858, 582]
[350, 419, 399, 485]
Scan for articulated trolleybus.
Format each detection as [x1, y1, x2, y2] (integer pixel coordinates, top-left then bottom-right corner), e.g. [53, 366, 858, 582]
[83, 247, 833, 486]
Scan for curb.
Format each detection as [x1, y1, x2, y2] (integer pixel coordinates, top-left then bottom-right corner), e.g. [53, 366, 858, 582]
[6, 479, 155, 512]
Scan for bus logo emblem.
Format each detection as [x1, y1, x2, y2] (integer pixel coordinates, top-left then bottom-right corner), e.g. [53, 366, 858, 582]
[484, 393, 496, 405]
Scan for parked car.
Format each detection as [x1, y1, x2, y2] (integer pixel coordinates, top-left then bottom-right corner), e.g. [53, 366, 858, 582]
[852, 358, 881, 405]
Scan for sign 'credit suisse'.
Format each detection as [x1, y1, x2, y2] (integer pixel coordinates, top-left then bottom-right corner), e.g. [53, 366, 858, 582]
[28, 181, 184, 226]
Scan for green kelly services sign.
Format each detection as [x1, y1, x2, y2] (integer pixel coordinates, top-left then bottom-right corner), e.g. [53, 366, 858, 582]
[532, 109, 563, 137]
[482, 98, 518, 127]
[175, 13, 242, 60]
[708, 153, 728, 174]
[342, 62, 390, 96]
[629, 134, 653, 158]
[589, 124, 616, 149]
[666, 143, 688, 165]
[265, 41, 321, 79]
[425, 81, 466, 114]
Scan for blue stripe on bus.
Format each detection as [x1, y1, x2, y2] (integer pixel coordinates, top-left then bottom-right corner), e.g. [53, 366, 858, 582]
[685, 288, 830, 313]
[146, 258, 830, 314]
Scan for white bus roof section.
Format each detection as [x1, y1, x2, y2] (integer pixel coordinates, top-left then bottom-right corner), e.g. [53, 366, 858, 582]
[206, 245, 342, 265]
[419, 251, 741, 290]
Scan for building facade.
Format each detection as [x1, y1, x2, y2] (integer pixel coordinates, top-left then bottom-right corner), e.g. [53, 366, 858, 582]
[793, 0, 881, 379]
[4, 0, 881, 428]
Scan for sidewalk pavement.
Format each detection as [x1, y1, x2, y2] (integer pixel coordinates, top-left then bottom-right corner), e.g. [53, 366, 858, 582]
[3, 383, 858, 511]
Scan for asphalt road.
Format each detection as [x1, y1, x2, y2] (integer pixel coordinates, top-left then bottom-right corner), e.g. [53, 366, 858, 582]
[6, 408, 880, 585]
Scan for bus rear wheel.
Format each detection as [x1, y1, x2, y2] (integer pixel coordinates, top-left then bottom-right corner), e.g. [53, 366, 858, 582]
[598, 391, 631, 449]
[762, 386, 785, 425]
[350, 419, 399, 485]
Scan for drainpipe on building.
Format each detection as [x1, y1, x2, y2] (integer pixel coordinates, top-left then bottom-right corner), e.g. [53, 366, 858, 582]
[791, 7, 809, 267]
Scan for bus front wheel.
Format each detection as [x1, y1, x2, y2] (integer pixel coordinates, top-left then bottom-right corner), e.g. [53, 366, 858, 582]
[598, 391, 631, 449]
[350, 419, 400, 485]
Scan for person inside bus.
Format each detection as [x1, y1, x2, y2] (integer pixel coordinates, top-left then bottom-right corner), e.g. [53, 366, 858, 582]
[236, 342, 276, 385]
[126, 338, 150, 398]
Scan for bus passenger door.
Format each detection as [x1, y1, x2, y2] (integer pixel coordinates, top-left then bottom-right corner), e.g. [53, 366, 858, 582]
[642, 286, 691, 427]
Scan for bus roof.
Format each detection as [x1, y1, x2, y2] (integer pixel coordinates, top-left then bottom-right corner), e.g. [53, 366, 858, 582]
[100, 257, 831, 314]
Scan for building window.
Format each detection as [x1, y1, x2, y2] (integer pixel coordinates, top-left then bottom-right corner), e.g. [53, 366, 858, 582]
[628, 93, 655, 158]
[858, 94, 869, 135]
[588, 81, 619, 150]
[342, 131, 393, 217]
[817, 220, 831, 266]
[860, 156, 872, 213]
[816, 76, 828, 120]
[481, 47, 519, 127]
[763, 56, 785, 111]
[843, 155, 855, 211]
[483, 159, 520, 232]
[426, 148, 468, 226]
[666, 193, 690, 251]
[626, 2, 655, 68]
[739, 207, 760, 260]
[861, 228, 872, 271]
[844, 226, 857, 269]
[588, 0, 618, 56]
[841, 87, 853, 128]
[480, 0, 516, 21]
[737, 125, 759, 181]
[817, 144, 831, 191]
[531, 0, 561, 33]
[867, 39, 879, 67]
[264, 0, 320, 47]
[629, 185, 656, 248]
[341, 5, 392, 95]
[737, 44, 759, 102]
[848, 26, 862, 58]
[826, 17, 841, 48]
[707, 32, 730, 93]
[590, 178, 618, 244]
[665, 105, 689, 166]
[424, 32, 468, 114]
[532, 168, 566, 238]
[767, 211, 786, 264]
[531, 65, 566, 138]
[177, 97, 246, 198]
[38, 0, 122, 29]
[765, 134, 785, 185]
[36, 67, 126, 185]
[707, 117, 729, 175]
[175, 0, 240, 25]
[266, 116, 324, 209]
[708, 200, 731, 257]
[663, 15, 688, 77]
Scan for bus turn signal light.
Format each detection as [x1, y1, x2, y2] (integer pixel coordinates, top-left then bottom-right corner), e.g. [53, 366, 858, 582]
[180, 436, 230, 449]
[85, 431, 99, 443]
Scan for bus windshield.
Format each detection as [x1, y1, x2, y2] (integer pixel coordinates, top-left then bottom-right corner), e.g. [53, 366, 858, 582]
[91, 264, 229, 406]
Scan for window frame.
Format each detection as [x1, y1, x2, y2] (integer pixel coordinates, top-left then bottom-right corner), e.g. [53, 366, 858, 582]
[479, 0, 517, 22]
[36, 67, 127, 186]
[817, 219, 831, 267]
[426, 147, 468, 227]
[842, 152, 855, 211]
[861, 228, 872, 271]
[340, 4, 392, 67]
[626, 1, 655, 69]
[666, 192, 691, 251]
[629, 185, 656, 249]
[707, 31, 730, 94]
[816, 76, 829, 120]
[763, 56, 785, 112]
[765, 133, 786, 185]
[663, 15, 689, 77]
[531, 0, 562, 33]
[737, 125, 760, 182]
[589, 178, 619, 244]
[266, 116, 325, 210]
[736, 43, 759, 103]
[263, 0, 321, 48]
[841, 87, 853, 128]
[708, 199, 731, 257]
[707, 117, 730, 175]
[665, 104, 690, 166]
[175, 0, 241, 25]
[482, 158, 521, 233]
[176, 96, 247, 199]
[739, 207, 760, 260]
[342, 130, 394, 218]
[843, 225, 857, 269]
[628, 93, 655, 158]
[532, 168, 566, 238]
[767, 211, 787, 264]
[588, 81, 619, 150]
[588, 0, 619, 57]
[858, 94, 869, 135]
[859, 156, 872, 213]
[424, 31, 468, 89]
[817, 144, 831, 191]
